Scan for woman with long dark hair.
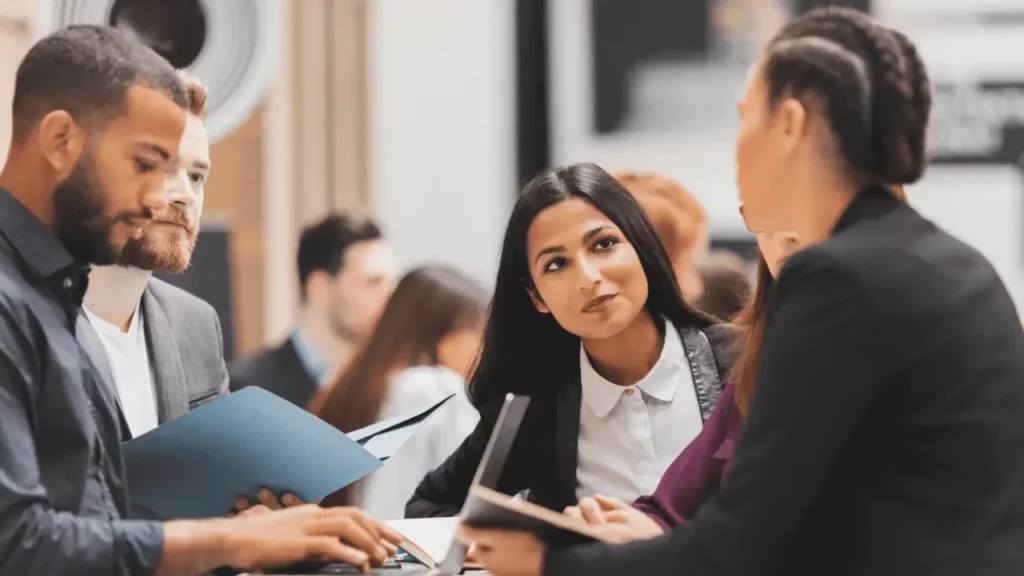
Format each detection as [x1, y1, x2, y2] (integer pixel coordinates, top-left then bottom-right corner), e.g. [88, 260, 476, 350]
[310, 265, 487, 518]
[462, 8, 1024, 576]
[405, 163, 736, 518]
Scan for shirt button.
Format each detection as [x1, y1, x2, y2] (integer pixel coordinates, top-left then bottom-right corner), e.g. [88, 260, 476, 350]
[625, 389, 634, 396]
[62, 277, 73, 290]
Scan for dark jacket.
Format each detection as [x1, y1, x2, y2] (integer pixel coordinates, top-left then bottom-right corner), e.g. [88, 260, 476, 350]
[228, 337, 320, 409]
[405, 323, 737, 517]
[545, 184, 1024, 575]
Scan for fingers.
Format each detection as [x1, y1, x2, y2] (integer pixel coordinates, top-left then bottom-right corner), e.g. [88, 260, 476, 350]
[592, 494, 628, 511]
[307, 516, 389, 565]
[603, 509, 631, 524]
[563, 505, 583, 521]
[577, 497, 605, 525]
[304, 536, 370, 573]
[238, 504, 273, 518]
[235, 496, 252, 513]
[258, 488, 284, 510]
[281, 493, 303, 507]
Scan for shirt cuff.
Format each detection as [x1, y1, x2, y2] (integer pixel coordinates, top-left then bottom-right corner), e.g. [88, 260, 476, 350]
[112, 519, 165, 576]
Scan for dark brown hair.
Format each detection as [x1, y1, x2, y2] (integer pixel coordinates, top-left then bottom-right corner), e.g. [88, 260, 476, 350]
[310, 265, 488, 430]
[732, 184, 909, 413]
[764, 7, 931, 185]
[696, 251, 753, 322]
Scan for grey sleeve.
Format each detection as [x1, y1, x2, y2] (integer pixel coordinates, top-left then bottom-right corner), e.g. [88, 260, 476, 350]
[0, 314, 165, 575]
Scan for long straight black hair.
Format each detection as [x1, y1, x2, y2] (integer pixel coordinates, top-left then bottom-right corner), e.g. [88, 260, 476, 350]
[469, 163, 715, 408]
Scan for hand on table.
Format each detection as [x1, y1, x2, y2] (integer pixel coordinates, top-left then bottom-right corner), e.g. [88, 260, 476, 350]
[232, 487, 305, 515]
[458, 526, 545, 576]
[221, 504, 401, 572]
[563, 494, 665, 543]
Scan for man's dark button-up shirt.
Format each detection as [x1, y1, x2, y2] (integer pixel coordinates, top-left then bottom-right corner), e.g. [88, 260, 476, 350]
[0, 187, 164, 575]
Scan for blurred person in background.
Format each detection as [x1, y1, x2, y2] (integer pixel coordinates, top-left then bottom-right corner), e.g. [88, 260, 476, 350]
[613, 171, 708, 305]
[694, 250, 753, 321]
[83, 70, 226, 442]
[230, 213, 399, 408]
[406, 163, 736, 519]
[310, 264, 488, 519]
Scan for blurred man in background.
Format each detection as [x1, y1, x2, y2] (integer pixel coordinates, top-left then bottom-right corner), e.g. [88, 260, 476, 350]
[83, 70, 227, 439]
[230, 213, 398, 407]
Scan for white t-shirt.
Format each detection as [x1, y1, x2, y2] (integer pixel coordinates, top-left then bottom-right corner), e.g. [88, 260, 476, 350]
[84, 306, 159, 437]
[355, 365, 480, 519]
[575, 323, 704, 503]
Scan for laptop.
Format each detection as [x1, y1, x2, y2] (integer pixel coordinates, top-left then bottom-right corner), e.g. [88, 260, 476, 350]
[431, 393, 530, 575]
[269, 393, 530, 576]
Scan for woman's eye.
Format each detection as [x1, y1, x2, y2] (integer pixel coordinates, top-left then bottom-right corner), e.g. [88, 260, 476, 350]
[188, 172, 206, 185]
[135, 158, 156, 173]
[544, 257, 567, 272]
[594, 236, 618, 250]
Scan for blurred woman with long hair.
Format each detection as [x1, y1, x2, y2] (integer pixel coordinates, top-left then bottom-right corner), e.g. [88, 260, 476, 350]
[310, 265, 487, 518]
[406, 163, 736, 518]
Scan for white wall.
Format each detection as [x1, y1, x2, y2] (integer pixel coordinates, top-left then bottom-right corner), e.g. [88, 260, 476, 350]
[367, 0, 516, 288]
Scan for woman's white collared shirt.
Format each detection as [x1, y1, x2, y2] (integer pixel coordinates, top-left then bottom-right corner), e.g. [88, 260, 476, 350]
[575, 324, 703, 503]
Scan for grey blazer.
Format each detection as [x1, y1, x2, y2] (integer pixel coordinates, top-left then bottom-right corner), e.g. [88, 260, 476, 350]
[141, 277, 230, 426]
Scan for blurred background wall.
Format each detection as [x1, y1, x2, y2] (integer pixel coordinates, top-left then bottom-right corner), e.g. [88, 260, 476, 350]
[3, 0, 1023, 358]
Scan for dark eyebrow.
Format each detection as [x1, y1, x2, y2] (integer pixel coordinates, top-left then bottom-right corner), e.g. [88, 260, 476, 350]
[533, 225, 613, 265]
[534, 245, 564, 265]
[190, 159, 211, 171]
[583, 225, 612, 243]
[135, 142, 171, 162]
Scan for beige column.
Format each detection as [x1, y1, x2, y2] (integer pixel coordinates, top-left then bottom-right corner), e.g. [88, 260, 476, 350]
[260, 0, 371, 344]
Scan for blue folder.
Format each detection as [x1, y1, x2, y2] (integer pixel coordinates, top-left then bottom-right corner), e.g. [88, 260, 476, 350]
[124, 387, 383, 520]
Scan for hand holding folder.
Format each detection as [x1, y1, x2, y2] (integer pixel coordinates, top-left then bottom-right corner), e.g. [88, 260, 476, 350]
[124, 387, 456, 520]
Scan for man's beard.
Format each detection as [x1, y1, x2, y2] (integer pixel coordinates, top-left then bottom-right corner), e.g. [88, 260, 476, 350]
[118, 207, 199, 273]
[53, 154, 149, 266]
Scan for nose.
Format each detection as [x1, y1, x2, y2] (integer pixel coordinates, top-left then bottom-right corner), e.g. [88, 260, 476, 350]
[165, 169, 197, 209]
[141, 175, 169, 214]
[576, 255, 602, 291]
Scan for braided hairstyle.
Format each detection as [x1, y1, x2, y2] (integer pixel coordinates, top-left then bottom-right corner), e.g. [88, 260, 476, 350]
[763, 7, 931, 184]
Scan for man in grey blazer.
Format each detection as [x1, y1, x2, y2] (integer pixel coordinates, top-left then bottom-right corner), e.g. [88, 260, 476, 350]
[82, 70, 227, 438]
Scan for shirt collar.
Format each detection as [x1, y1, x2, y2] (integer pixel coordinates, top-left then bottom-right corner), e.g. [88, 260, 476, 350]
[579, 320, 685, 418]
[290, 329, 328, 385]
[0, 187, 90, 306]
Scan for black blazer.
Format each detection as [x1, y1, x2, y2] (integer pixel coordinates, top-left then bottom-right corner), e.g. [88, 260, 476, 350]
[546, 185, 1024, 575]
[228, 338, 320, 409]
[405, 323, 737, 518]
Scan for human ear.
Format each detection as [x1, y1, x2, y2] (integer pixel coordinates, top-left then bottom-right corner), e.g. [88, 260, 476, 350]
[37, 110, 85, 179]
[775, 98, 809, 156]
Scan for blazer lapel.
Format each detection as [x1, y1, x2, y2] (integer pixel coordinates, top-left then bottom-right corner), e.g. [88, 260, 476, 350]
[141, 288, 190, 423]
[679, 326, 725, 423]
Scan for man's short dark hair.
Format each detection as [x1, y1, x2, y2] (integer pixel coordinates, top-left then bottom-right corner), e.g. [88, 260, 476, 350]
[297, 213, 383, 299]
[11, 24, 187, 139]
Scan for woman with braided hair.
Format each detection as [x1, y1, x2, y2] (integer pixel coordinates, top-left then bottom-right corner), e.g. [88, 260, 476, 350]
[462, 7, 1024, 576]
